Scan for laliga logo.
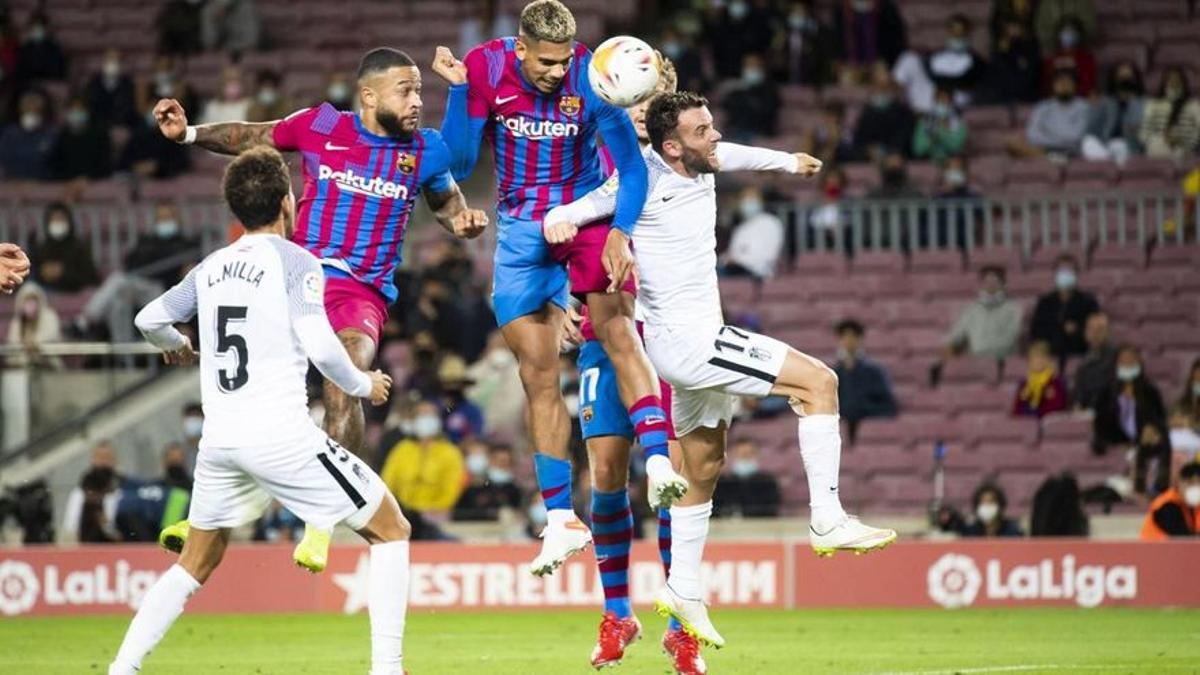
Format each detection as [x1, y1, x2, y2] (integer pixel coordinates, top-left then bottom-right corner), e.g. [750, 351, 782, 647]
[318, 165, 409, 200]
[927, 553, 1137, 609]
[497, 114, 580, 140]
[0, 560, 40, 616]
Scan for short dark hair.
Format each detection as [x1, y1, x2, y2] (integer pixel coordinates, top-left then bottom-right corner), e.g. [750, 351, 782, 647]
[978, 265, 1006, 282]
[222, 146, 291, 230]
[1055, 252, 1079, 269]
[646, 91, 709, 154]
[835, 319, 865, 337]
[973, 482, 1007, 511]
[948, 13, 970, 30]
[357, 47, 415, 81]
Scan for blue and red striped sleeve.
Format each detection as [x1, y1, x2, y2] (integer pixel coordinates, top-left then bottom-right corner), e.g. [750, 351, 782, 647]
[270, 107, 319, 151]
[582, 72, 647, 235]
[441, 45, 493, 181]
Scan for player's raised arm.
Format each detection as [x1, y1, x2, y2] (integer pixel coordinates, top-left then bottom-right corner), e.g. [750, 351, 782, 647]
[134, 268, 199, 365]
[154, 97, 279, 156]
[420, 131, 489, 240]
[593, 100, 649, 237]
[542, 173, 618, 244]
[278, 243, 391, 405]
[715, 142, 823, 176]
[433, 46, 489, 181]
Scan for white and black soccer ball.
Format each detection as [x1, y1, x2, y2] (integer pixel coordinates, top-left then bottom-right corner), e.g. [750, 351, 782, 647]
[588, 36, 661, 108]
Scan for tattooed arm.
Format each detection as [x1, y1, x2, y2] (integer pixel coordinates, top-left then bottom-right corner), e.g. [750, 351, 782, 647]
[153, 98, 278, 155]
[423, 179, 489, 240]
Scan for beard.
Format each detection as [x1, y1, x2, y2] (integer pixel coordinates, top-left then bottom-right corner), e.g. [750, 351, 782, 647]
[377, 106, 416, 138]
[681, 144, 718, 174]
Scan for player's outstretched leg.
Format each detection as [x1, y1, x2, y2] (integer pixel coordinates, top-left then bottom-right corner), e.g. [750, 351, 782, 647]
[324, 328, 376, 459]
[504, 308, 592, 576]
[110, 527, 229, 674]
[655, 424, 725, 649]
[588, 292, 688, 509]
[771, 349, 896, 556]
[587, 436, 642, 669]
[158, 517, 330, 573]
[353, 492, 413, 675]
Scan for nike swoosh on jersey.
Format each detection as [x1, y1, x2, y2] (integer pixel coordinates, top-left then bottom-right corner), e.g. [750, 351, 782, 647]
[325, 142, 350, 151]
[494, 94, 519, 106]
[662, 195, 675, 202]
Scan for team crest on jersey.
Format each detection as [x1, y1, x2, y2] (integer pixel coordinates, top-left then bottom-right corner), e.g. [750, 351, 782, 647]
[581, 406, 594, 423]
[396, 153, 416, 174]
[749, 346, 772, 362]
[558, 95, 581, 116]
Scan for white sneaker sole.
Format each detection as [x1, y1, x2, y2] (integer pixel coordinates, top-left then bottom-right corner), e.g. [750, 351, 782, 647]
[529, 540, 592, 577]
[652, 598, 724, 649]
[811, 529, 898, 558]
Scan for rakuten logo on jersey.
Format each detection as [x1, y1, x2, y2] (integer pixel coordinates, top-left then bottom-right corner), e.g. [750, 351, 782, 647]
[497, 114, 580, 140]
[927, 552, 1137, 609]
[318, 165, 409, 200]
[0, 558, 159, 615]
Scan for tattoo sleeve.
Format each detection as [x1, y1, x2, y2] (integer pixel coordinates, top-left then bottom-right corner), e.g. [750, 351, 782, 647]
[424, 181, 467, 232]
[193, 121, 278, 155]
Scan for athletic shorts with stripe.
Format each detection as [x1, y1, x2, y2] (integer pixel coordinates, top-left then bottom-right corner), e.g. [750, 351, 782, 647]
[188, 426, 386, 532]
[577, 339, 677, 441]
[645, 323, 790, 438]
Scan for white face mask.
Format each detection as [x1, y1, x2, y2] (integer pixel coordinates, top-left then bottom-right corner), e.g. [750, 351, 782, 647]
[739, 198, 763, 219]
[728, 0, 748, 20]
[979, 290, 1005, 306]
[328, 83, 349, 101]
[413, 414, 441, 439]
[1183, 485, 1200, 508]
[1054, 268, 1077, 290]
[976, 502, 999, 523]
[466, 452, 489, 476]
[102, 60, 121, 80]
[20, 112, 41, 131]
[47, 219, 70, 240]
[1116, 365, 1141, 382]
[257, 88, 278, 106]
[487, 467, 514, 485]
[183, 416, 204, 438]
[155, 219, 180, 238]
[731, 459, 759, 478]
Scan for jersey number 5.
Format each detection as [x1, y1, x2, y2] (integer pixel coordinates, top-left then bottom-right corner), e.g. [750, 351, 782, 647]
[215, 305, 250, 392]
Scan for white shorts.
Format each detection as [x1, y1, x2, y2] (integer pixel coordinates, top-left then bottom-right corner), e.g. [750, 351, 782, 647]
[189, 429, 386, 532]
[646, 323, 790, 437]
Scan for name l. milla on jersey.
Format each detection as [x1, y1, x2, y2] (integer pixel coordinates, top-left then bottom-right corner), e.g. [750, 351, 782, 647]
[207, 260, 264, 288]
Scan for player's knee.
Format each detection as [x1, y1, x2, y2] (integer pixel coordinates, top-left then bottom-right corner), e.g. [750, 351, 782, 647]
[377, 512, 412, 542]
[591, 456, 628, 492]
[595, 317, 638, 356]
[691, 453, 726, 485]
[518, 359, 559, 396]
[809, 366, 839, 402]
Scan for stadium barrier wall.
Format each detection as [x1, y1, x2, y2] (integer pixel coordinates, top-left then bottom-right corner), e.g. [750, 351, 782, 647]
[2, 540, 1197, 617]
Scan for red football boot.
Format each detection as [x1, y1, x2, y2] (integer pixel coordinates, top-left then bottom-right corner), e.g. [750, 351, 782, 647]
[662, 627, 707, 675]
[589, 612, 643, 669]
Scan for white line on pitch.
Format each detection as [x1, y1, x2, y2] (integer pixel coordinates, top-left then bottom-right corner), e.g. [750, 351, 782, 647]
[869, 665, 1129, 675]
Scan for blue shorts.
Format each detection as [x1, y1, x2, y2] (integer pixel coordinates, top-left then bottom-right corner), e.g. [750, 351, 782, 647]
[491, 216, 570, 327]
[577, 340, 634, 440]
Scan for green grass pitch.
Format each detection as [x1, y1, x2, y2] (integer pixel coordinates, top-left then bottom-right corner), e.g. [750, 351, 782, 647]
[4, 608, 1197, 674]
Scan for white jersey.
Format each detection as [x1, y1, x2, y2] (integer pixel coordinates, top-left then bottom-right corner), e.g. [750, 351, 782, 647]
[552, 142, 798, 329]
[135, 234, 371, 448]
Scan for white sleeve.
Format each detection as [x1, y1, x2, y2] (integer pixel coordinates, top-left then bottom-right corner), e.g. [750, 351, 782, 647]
[716, 142, 800, 173]
[273, 240, 373, 398]
[134, 268, 198, 351]
[544, 172, 618, 228]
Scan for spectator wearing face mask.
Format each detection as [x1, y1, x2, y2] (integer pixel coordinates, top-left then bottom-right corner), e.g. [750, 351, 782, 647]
[1139, 67, 1200, 160]
[200, 67, 252, 125]
[1081, 61, 1145, 165]
[138, 55, 200, 117]
[802, 102, 855, 165]
[180, 401, 204, 464]
[926, 14, 987, 107]
[929, 156, 983, 249]
[1093, 345, 1170, 493]
[712, 439, 782, 518]
[49, 96, 113, 181]
[28, 202, 99, 293]
[831, 0, 908, 75]
[658, 26, 705, 94]
[114, 444, 193, 542]
[246, 69, 292, 123]
[961, 483, 1024, 537]
[380, 400, 467, 518]
[867, 152, 922, 201]
[723, 53, 780, 141]
[1029, 253, 1099, 357]
[1179, 358, 1200, 423]
[467, 331, 526, 444]
[912, 88, 968, 165]
[124, 201, 198, 290]
[776, 0, 834, 87]
[1140, 462, 1200, 539]
[0, 91, 54, 180]
[1012, 341, 1069, 418]
[1071, 311, 1116, 410]
[438, 355, 484, 443]
[85, 49, 138, 129]
[833, 319, 897, 434]
[4, 281, 62, 369]
[201, 0, 261, 54]
[1040, 17, 1095, 97]
[704, 0, 777, 80]
[853, 62, 915, 160]
[1033, 0, 1096, 55]
[1011, 70, 1089, 158]
[1169, 406, 1200, 473]
[453, 441, 524, 521]
[14, 11, 66, 83]
[721, 185, 785, 281]
[932, 266, 1022, 385]
[806, 168, 848, 251]
[61, 441, 124, 543]
[986, 14, 1041, 104]
[324, 72, 354, 111]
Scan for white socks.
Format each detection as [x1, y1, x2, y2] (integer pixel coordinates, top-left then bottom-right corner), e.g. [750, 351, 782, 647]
[109, 564, 201, 674]
[667, 501, 713, 601]
[798, 413, 848, 533]
[546, 508, 577, 527]
[368, 540, 410, 675]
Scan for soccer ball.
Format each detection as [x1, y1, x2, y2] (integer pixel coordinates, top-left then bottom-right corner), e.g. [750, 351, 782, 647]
[588, 36, 661, 107]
